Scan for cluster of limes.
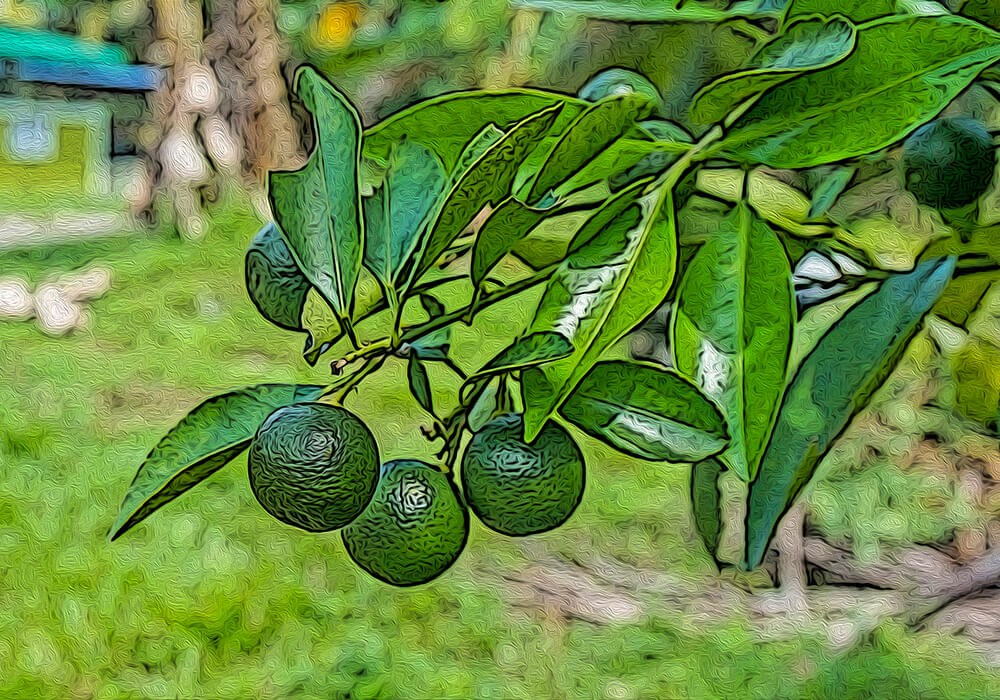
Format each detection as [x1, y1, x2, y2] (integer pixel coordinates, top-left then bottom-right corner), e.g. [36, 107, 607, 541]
[247, 402, 585, 586]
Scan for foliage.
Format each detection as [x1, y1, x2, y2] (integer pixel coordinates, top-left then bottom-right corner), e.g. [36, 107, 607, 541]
[113, 5, 1000, 592]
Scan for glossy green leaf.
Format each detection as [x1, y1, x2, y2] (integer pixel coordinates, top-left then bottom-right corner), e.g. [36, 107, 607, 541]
[407, 356, 434, 416]
[721, 15, 1000, 169]
[269, 67, 363, 335]
[452, 124, 506, 180]
[691, 457, 726, 560]
[413, 104, 564, 284]
[471, 198, 553, 290]
[467, 332, 574, 390]
[408, 295, 451, 362]
[744, 256, 956, 569]
[527, 94, 655, 203]
[579, 68, 663, 107]
[692, 15, 857, 125]
[604, 139, 691, 195]
[963, 0, 1000, 32]
[639, 119, 693, 143]
[808, 165, 856, 220]
[672, 200, 795, 481]
[363, 89, 584, 172]
[559, 360, 728, 462]
[245, 222, 312, 333]
[467, 381, 499, 432]
[784, 0, 894, 24]
[110, 384, 327, 540]
[420, 293, 446, 319]
[522, 178, 678, 442]
[362, 138, 447, 292]
[559, 138, 687, 198]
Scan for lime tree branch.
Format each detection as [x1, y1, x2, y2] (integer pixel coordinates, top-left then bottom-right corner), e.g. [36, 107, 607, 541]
[329, 262, 560, 375]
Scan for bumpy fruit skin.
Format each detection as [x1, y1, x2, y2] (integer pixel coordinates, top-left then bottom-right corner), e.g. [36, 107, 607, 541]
[248, 402, 379, 532]
[461, 414, 585, 537]
[342, 460, 469, 586]
[902, 117, 995, 210]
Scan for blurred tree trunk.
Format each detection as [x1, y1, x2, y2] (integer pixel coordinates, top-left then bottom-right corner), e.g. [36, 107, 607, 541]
[205, 0, 302, 207]
[141, 0, 301, 238]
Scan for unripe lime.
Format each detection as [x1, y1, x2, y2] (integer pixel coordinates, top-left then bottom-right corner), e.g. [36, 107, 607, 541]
[248, 402, 379, 532]
[343, 460, 469, 586]
[902, 117, 995, 210]
[461, 414, 585, 536]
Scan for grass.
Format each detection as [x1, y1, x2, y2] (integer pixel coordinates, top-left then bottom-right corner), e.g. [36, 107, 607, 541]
[1, 199, 1000, 698]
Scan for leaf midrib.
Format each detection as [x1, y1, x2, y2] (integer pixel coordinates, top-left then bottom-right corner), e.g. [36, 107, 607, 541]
[736, 202, 750, 478]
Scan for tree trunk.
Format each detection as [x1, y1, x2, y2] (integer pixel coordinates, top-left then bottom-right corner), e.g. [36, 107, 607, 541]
[142, 0, 301, 237]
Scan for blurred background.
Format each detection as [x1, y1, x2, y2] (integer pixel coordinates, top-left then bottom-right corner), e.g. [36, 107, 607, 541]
[3, 0, 1000, 697]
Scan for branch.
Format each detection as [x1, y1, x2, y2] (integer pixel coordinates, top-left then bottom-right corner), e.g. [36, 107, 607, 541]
[398, 263, 558, 345]
[914, 546, 1000, 627]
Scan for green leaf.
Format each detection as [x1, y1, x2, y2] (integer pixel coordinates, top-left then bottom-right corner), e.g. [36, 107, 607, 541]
[362, 138, 447, 292]
[110, 384, 327, 540]
[561, 138, 687, 198]
[808, 165, 856, 220]
[784, 0, 894, 24]
[467, 382, 499, 433]
[407, 356, 434, 416]
[691, 15, 857, 125]
[579, 68, 663, 108]
[413, 104, 564, 283]
[363, 89, 584, 172]
[522, 178, 678, 442]
[962, 0, 1000, 32]
[245, 222, 312, 333]
[559, 360, 728, 462]
[744, 256, 956, 569]
[672, 200, 794, 481]
[471, 198, 553, 290]
[721, 15, 1000, 169]
[420, 293, 446, 319]
[269, 67, 364, 336]
[466, 331, 574, 390]
[409, 294, 451, 362]
[527, 94, 655, 203]
[691, 457, 726, 560]
[452, 124, 506, 180]
[639, 119, 693, 143]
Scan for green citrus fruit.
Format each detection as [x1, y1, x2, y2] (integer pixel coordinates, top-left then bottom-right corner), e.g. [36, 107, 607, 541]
[902, 117, 995, 210]
[248, 402, 379, 532]
[342, 460, 469, 586]
[460, 413, 585, 536]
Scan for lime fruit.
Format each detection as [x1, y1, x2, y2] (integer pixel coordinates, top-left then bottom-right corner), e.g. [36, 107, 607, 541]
[461, 413, 585, 536]
[248, 402, 379, 532]
[343, 460, 469, 586]
[902, 117, 995, 210]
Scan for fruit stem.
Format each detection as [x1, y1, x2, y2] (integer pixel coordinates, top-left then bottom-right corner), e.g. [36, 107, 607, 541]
[330, 355, 387, 403]
[398, 262, 560, 346]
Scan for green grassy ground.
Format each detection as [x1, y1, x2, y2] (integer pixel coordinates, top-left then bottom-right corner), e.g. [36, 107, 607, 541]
[1, 201, 999, 698]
